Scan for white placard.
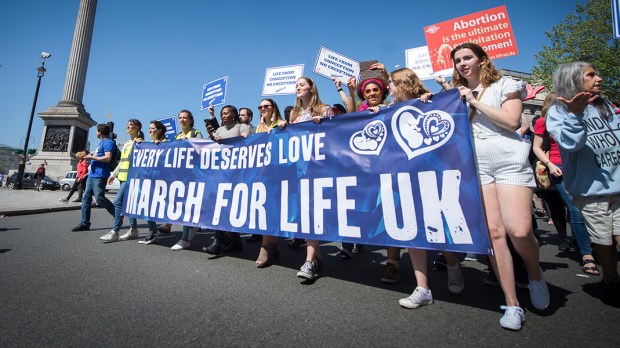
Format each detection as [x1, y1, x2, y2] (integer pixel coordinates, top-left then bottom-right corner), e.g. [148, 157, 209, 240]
[313, 46, 360, 83]
[405, 46, 452, 80]
[261, 64, 304, 96]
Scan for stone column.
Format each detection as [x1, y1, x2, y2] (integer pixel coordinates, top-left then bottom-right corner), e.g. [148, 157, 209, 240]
[32, 0, 98, 179]
[59, 0, 97, 107]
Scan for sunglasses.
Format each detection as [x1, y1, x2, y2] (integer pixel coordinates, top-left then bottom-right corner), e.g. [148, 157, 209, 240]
[258, 105, 272, 110]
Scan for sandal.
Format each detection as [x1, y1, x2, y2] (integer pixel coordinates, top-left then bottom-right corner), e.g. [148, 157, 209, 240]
[581, 259, 600, 276]
[256, 245, 272, 268]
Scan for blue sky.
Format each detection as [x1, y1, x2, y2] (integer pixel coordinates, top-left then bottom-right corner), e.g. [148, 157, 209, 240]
[0, 0, 589, 149]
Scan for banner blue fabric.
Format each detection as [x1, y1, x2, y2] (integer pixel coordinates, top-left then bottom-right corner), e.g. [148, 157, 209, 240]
[124, 89, 492, 254]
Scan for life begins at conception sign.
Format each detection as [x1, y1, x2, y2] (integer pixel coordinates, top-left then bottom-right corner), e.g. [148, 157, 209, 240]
[424, 5, 518, 73]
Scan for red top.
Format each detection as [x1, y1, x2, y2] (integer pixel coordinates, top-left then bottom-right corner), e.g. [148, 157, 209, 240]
[534, 117, 562, 165]
[77, 160, 88, 179]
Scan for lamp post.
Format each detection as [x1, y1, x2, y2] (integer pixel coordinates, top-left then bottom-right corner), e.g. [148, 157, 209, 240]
[14, 52, 51, 190]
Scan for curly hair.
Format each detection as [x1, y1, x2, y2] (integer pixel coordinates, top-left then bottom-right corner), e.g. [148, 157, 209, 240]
[390, 68, 430, 102]
[75, 151, 88, 161]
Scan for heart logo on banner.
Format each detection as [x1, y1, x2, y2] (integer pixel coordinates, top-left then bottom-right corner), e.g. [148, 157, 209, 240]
[391, 106, 454, 160]
[349, 120, 387, 156]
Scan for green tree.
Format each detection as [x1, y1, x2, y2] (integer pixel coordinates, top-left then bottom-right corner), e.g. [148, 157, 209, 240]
[530, 0, 620, 101]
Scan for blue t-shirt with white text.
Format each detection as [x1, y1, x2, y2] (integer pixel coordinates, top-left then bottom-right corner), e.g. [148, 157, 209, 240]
[89, 137, 115, 178]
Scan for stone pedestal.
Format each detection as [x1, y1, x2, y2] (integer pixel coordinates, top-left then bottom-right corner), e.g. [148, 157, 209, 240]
[28, 103, 96, 179]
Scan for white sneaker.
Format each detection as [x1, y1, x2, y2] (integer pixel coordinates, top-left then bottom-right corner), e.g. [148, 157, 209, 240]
[499, 305, 524, 330]
[528, 268, 550, 310]
[119, 228, 139, 241]
[399, 287, 433, 309]
[100, 230, 119, 243]
[447, 263, 464, 294]
[171, 239, 190, 251]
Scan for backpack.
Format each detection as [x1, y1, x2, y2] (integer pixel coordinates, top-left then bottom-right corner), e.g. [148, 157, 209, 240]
[108, 140, 120, 172]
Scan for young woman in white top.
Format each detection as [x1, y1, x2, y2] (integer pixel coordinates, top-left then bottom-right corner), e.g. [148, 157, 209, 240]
[450, 42, 549, 330]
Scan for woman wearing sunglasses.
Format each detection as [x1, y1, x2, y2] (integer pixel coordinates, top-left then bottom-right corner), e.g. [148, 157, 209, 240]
[253, 99, 285, 268]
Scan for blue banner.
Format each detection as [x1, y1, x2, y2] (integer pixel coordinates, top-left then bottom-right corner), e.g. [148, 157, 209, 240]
[157, 116, 177, 141]
[201, 76, 228, 110]
[125, 89, 491, 254]
[613, 0, 620, 39]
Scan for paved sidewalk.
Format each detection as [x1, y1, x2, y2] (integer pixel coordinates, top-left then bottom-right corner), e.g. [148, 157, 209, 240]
[0, 186, 117, 216]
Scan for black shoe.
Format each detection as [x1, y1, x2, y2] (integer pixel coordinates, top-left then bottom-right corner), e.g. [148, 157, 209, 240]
[338, 247, 352, 260]
[222, 239, 243, 252]
[202, 239, 222, 256]
[71, 223, 90, 232]
[139, 229, 160, 245]
[288, 238, 304, 249]
[483, 269, 499, 287]
[558, 238, 571, 252]
[534, 209, 547, 218]
[246, 234, 262, 243]
[433, 254, 447, 270]
[599, 278, 620, 296]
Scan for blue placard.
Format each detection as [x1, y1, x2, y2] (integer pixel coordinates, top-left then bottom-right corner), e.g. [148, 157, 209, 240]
[125, 89, 492, 254]
[613, 0, 620, 39]
[201, 76, 228, 110]
[157, 116, 177, 141]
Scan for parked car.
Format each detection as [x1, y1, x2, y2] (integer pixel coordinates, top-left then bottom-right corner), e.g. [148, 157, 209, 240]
[6, 172, 61, 191]
[59, 170, 120, 192]
[60, 171, 78, 191]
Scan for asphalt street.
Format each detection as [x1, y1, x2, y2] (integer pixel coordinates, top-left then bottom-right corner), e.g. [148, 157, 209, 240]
[0, 204, 619, 346]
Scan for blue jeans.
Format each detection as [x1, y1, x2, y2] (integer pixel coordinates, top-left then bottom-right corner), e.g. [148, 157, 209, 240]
[112, 181, 137, 232]
[550, 168, 592, 255]
[181, 226, 192, 241]
[81, 176, 115, 226]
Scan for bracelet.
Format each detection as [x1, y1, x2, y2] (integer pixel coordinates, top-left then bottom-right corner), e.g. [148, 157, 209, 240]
[545, 161, 551, 166]
[337, 88, 343, 92]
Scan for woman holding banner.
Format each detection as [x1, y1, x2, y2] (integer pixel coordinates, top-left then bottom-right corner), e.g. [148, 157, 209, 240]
[99, 119, 145, 243]
[332, 73, 391, 261]
[256, 98, 286, 133]
[374, 66, 464, 295]
[159, 110, 203, 251]
[139, 120, 170, 244]
[450, 42, 549, 330]
[285, 77, 334, 279]
[203, 105, 249, 256]
[254, 99, 285, 267]
[349, 74, 390, 113]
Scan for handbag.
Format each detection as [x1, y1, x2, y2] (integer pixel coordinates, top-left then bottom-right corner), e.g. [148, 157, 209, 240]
[534, 160, 552, 189]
